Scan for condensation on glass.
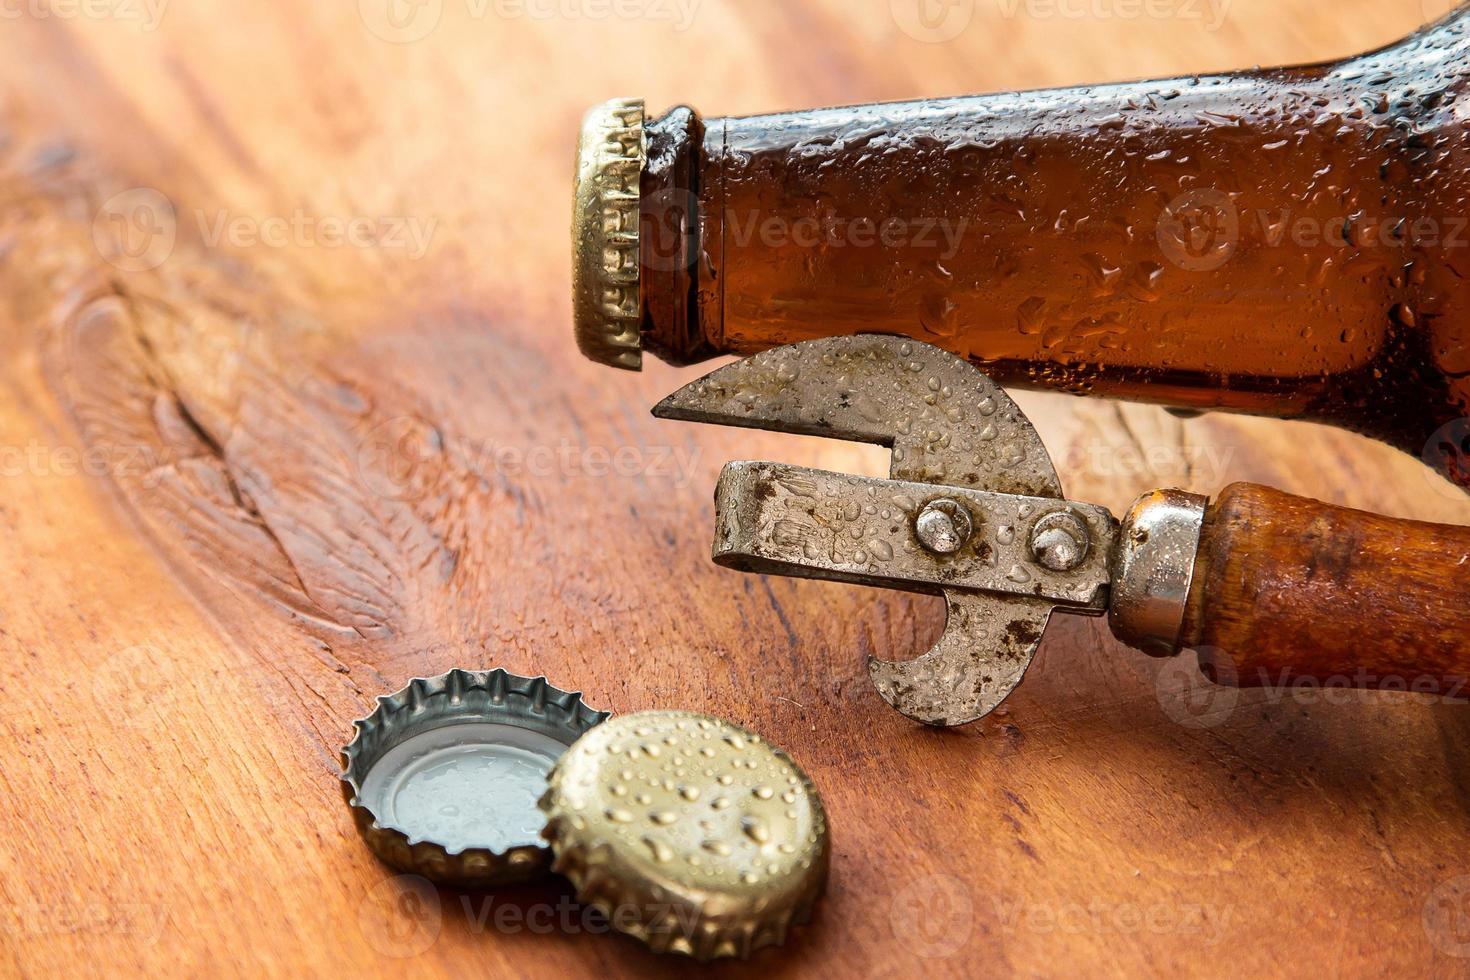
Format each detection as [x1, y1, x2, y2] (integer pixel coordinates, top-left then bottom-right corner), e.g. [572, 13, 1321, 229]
[637, 13, 1470, 479]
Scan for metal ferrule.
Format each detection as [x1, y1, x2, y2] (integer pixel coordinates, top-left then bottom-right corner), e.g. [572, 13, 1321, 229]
[1108, 490, 1209, 657]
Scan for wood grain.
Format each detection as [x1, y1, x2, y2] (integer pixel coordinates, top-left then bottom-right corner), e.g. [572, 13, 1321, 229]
[0, 2, 1468, 978]
[1184, 483, 1470, 690]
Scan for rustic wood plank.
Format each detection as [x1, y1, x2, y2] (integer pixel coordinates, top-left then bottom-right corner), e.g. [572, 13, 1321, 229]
[0, 2, 1468, 978]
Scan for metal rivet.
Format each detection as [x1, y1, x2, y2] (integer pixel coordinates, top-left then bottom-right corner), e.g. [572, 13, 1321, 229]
[1029, 511, 1091, 572]
[914, 499, 974, 555]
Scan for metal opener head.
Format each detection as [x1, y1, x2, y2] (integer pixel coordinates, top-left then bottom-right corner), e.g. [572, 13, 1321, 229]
[655, 335, 1119, 727]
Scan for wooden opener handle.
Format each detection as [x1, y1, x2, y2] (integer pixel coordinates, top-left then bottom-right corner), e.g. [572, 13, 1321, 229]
[1179, 484, 1470, 692]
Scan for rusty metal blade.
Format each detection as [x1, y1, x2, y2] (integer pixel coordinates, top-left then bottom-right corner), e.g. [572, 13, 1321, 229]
[653, 335, 1063, 498]
[656, 335, 1079, 727]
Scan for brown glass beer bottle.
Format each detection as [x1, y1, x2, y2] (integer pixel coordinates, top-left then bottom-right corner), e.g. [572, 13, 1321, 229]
[571, 12, 1470, 485]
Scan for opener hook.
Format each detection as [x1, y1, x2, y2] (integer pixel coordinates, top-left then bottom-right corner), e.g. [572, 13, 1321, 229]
[655, 335, 1114, 726]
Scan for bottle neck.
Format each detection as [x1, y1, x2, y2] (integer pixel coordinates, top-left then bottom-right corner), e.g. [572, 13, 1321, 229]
[641, 13, 1470, 457]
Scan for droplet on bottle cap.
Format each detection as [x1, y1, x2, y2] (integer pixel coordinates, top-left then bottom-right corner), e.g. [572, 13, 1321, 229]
[540, 711, 830, 961]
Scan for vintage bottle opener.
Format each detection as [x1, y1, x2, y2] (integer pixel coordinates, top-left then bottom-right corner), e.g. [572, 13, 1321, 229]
[656, 336, 1470, 727]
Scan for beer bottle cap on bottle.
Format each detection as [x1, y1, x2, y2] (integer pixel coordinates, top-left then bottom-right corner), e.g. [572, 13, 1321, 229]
[571, 97, 646, 371]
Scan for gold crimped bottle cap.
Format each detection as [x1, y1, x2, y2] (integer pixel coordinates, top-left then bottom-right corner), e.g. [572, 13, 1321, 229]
[539, 711, 830, 960]
[572, 97, 645, 371]
[341, 668, 609, 888]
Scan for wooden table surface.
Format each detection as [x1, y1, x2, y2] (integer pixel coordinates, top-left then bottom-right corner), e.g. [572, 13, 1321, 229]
[2, 1, 1469, 977]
